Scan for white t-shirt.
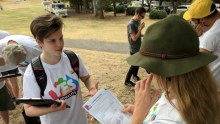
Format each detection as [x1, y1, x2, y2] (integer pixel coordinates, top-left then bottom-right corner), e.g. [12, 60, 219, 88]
[143, 94, 185, 124]
[23, 52, 88, 124]
[0, 35, 42, 74]
[199, 19, 220, 91]
[0, 30, 10, 40]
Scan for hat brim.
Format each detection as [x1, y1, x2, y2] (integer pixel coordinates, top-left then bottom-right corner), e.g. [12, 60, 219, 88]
[183, 10, 191, 21]
[127, 52, 217, 77]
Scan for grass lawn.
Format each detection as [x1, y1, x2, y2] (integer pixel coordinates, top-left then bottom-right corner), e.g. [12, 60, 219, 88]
[0, 0, 157, 42]
[0, 0, 158, 123]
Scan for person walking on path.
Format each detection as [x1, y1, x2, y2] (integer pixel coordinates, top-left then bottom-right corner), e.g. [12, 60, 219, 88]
[124, 7, 146, 87]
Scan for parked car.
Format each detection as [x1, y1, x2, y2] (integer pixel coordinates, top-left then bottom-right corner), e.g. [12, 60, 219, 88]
[151, 1, 158, 9]
[118, 2, 128, 8]
[128, 0, 142, 7]
[44, 1, 68, 17]
[154, 6, 171, 14]
[42, 0, 51, 10]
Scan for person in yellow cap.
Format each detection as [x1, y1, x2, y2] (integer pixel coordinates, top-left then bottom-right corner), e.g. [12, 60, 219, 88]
[184, 0, 220, 95]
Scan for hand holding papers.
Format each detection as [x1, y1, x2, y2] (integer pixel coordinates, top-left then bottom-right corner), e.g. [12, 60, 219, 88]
[83, 88, 132, 124]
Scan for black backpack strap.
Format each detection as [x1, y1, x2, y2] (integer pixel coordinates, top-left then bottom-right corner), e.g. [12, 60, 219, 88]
[31, 56, 47, 97]
[63, 50, 79, 77]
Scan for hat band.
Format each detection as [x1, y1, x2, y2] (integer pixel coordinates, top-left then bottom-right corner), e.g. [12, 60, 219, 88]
[140, 50, 198, 59]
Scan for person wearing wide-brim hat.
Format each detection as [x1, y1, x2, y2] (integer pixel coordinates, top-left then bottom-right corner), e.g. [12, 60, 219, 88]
[122, 15, 220, 124]
[183, 0, 220, 95]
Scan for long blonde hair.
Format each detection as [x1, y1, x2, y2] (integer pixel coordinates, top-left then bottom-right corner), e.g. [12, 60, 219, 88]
[156, 66, 219, 124]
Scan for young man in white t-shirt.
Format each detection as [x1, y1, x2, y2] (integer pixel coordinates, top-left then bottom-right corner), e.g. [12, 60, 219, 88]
[23, 14, 98, 124]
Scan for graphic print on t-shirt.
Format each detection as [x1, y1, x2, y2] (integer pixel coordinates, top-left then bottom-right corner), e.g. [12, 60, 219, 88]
[48, 74, 79, 100]
[143, 103, 159, 123]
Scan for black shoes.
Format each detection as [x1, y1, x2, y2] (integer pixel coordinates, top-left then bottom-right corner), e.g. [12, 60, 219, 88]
[124, 76, 140, 87]
[133, 75, 141, 82]
[124, 81, 135, 87]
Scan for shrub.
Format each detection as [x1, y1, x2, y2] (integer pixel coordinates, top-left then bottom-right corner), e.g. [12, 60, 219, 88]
[115, 5, 126, 13]
[149, 9, 167, 19]
[126, 7, 137, 15]
[104, 5, 114, 12]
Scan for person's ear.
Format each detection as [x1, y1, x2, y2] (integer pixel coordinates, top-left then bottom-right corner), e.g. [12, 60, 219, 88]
[36, 38, 43, 47]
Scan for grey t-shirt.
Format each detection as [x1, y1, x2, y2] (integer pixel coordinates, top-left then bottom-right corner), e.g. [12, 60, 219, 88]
[127, 19, 141, 53]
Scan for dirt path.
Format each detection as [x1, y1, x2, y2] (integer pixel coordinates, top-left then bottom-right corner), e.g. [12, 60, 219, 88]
[64, 39, 129, 54]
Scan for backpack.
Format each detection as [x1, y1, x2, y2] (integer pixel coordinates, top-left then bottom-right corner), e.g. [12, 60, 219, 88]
[31, 50, 79, 96]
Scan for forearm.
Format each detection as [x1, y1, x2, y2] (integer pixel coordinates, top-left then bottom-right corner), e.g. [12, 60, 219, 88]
[131, 31, 141, 41]
[9, 77, 19, 97]
[5, 80, 15, 98]
[130, 110, 149, 124]
[24, 104, 55, 117]
[80, 75, 96, 91]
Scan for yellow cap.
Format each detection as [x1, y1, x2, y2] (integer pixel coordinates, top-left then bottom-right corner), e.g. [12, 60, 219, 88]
[183, 0, 214, 20]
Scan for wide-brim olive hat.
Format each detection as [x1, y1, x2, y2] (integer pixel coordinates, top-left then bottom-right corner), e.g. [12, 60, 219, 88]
[127, 15, 217, 77]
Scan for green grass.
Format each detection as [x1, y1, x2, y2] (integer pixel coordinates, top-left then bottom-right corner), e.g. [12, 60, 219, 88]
[0, 0, 157, 42]
[0, 0, 46, 35]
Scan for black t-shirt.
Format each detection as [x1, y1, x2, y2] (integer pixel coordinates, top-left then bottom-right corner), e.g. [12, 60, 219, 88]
[127, 19, 141, 53]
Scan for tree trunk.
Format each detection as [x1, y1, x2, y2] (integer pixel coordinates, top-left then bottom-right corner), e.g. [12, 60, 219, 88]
[75, 0, 80, 13]
[146, 0, 152, 12]
[99, 0, 104, 19]
[92, 0, 97, 16]
[113, 1, 116, 16]
[171, 1, 176, 14]
[159, 0, 164, 6]
[82, 0, 87, 13]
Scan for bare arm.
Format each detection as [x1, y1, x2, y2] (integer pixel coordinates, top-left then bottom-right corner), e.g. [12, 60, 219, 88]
[5, 80, 15, 98]
[80, 75, 98, 97]
[0, 57, 5, 65]
[130, 32, 141, 41]
[8, 77, 19, 98]
[130, 22, 145, 41]
[130, 74, 160, 124]
[200, 48, 212, 53]
[24, 100, 67, 117]
[0, 57, 19, 97]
